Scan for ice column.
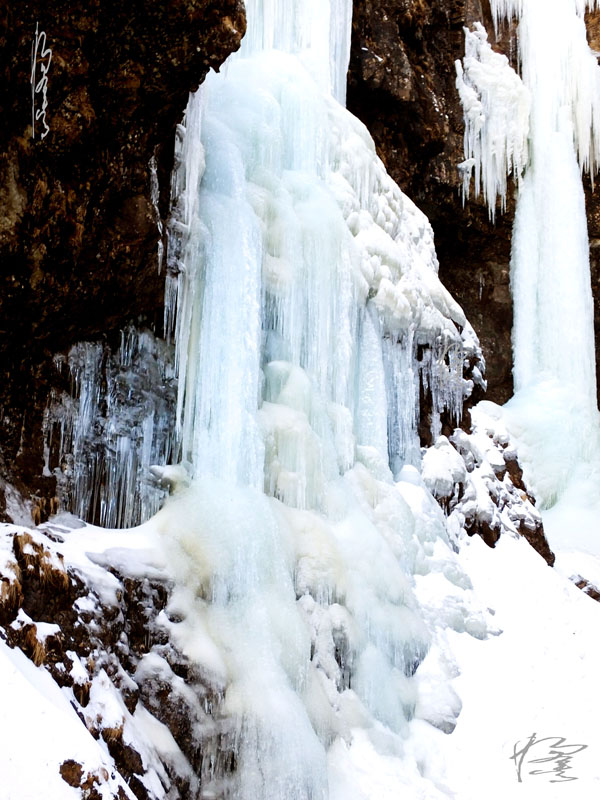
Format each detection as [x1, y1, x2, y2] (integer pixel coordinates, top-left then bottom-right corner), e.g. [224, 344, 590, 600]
[505, 0, 599, 402]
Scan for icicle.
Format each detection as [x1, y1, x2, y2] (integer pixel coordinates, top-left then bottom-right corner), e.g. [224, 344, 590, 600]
[455, 22, 530, 220]
[149, 155, 164, 273]
[44, 328, 176, 528]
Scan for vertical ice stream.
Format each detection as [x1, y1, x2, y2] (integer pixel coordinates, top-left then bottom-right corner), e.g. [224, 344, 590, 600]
[507, 0, 599, 403]
[457, 1, 600, 527]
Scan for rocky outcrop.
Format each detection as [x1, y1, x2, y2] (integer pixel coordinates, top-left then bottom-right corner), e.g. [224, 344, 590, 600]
[0, 520, 232, 798]
[421, 404, 555, 566]
[572, 574, 600, 602]
[0, 0, 245, 520]
[348, 0, 600, 407]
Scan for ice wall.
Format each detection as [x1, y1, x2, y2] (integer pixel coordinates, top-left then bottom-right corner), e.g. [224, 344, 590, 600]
[166, 25, 477, 486]
[158, 0, 486, 796]
[457, 0, 600, 510]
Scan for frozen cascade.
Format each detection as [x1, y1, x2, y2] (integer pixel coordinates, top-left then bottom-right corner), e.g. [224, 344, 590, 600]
[457, 0, 600, 516]
[43, 328, 176, 528]
[166, 21, 477, 484]
[154, 0, 488, 796]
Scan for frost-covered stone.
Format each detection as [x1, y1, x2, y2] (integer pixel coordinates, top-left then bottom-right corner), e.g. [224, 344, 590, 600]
[0, 522, 229, 799]
[423, 402, 555, 566]
[421, 436, 468, 509]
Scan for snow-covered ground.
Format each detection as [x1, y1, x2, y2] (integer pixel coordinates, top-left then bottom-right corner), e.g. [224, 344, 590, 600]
[439, 533, 600, 799]
[2, 462, 599, 799]
[327, 506, 600, 799]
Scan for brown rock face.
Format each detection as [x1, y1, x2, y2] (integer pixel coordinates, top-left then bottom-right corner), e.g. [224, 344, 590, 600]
[0, 523, 232, 798]
[0, 1, 245, 515]
[348, 1, 600, 408]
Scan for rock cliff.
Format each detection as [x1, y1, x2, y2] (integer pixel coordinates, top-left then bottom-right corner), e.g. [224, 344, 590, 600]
[0, 0, 245, 519]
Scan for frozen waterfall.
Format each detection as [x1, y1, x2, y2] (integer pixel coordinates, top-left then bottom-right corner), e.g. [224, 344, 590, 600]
[152, 0, 483, 796]
[166, 0, 475, 488]
[457, 0, 600, 536]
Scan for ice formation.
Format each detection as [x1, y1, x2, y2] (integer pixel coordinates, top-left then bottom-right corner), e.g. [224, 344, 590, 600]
[156, 0, 487, 795]
[457, 0, 600, 515]
[455, 22, 530, 220]
[43, 327, 176, 528]
[505, 0, 600, 406]
[166, 12, 478, 485]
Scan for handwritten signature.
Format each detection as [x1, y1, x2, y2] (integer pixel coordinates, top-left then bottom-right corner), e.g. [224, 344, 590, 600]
[511, 733, 588, 783]
[30, 21, 52, 140]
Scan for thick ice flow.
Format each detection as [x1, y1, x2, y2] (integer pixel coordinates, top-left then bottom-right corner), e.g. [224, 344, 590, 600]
[158, 0, 483, 795]
[504, 0, 599, 404]
[168, 42, 474, 486]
